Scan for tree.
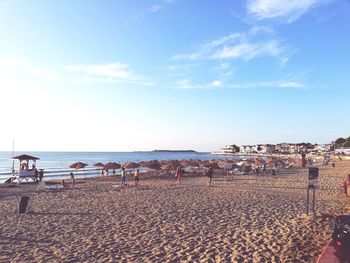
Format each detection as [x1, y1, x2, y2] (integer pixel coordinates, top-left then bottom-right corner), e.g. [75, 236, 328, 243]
[346, 136, 350, 147]
[335, 137, 346, 148]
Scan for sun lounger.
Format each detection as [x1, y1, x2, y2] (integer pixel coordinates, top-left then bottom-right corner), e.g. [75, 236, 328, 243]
[46, 185, 64, 191]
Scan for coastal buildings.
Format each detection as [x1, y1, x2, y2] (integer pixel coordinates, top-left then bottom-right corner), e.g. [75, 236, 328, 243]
[216, 143, 332, 155]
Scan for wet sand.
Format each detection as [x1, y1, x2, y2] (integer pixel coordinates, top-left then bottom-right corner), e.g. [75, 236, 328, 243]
[0, 161, 349, 262]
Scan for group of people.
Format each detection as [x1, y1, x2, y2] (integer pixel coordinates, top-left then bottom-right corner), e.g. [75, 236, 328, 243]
[120, 167, 140, 187]
[118, 166, 215, 187]
[63, 166, 216, 189]
[176, 166, 213, 185]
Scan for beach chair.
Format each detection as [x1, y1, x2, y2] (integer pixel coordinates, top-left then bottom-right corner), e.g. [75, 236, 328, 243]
[46, 185, 65, 191]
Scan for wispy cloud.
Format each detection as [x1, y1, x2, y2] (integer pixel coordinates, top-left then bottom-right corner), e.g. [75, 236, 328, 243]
[213, 62, 235, 78]
[0, 57, 58, 81]
[172, 28, 288, 64]
[176, 78, 305, 90]
[66, 62, 154, 86]
[148, 5, 162, 13]
[228, 80, 305, 89]
[212, 40, 283, 60]
[249, 26, 274, 35]
[125, 1, 174, 25]
[247, 0, 332, 23]
[177, 79, 224, 90]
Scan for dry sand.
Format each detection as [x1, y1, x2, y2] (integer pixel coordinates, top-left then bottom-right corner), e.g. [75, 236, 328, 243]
[1, 161, 350, 262]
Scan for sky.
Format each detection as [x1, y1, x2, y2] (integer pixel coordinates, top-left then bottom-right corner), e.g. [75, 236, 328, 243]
[0, 0, 349, 152]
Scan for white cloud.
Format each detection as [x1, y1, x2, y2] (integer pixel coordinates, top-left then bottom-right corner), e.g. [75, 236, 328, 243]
[247, 0, 331, 23]
[176, 78, 305, 90]
[228, 80, 305, 89]
[0, 57, 58, 81]
[173, 31, 287, 64]
[66, 62, 154, 86]
[177, 79, 223, 90]
[203, 33, 242, 49]
[148, 5, 162, 13]
[249, 26, 274, 35]
[276, 81, 304, 88]
[210, 80, 223, 87]
[125, 1, 174, 25]
[212, 40, 283, 60]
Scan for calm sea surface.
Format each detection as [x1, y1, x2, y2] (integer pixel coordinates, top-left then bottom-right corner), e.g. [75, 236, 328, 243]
[0, 151, 234, 183]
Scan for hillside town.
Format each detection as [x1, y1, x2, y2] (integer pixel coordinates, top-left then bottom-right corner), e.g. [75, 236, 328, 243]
[214, 142, 333, 155]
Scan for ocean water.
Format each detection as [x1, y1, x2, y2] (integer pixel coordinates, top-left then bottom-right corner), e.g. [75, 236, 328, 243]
[0, 151, 233, 183]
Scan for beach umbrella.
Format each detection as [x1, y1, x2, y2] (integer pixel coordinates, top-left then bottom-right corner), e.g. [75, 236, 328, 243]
[180, 159, 200, 167]
[162, 160, 182, 170]
[93, 162, 104, 167]
[69, 162, 88, 180]
[204, 162, 220, 170]
[122, 162, 140, 169]
[161, 163, 174, 171]
[231, 163, 241, 169]
[161, 162, 183, 171]
[104, 162, 121, 170]
[69, 162, 88, 169]
[93, 162, 105, 175]
[139, 160, 161, 170]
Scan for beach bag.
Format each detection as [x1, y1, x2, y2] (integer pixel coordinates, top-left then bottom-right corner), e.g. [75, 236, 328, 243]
[332, 215, 350, 248]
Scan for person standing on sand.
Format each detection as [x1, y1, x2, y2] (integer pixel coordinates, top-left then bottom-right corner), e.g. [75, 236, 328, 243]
[38, 169, 44, 182]
[121, 167, 127, 186]
[175, 166, 183, 184]
[271, 164, 276, 176]
[70, 172, 75, 188]
[134, 169, 140, 187]
[206, 166, 214, 186]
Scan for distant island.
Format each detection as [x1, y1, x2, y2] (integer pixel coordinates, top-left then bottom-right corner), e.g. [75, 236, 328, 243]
[153, 150, 197, 153]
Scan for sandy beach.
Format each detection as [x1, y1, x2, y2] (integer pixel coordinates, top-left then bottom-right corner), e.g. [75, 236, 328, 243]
[1, 161, 350, 262]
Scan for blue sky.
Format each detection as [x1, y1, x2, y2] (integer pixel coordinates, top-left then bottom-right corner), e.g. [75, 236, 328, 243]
[0, 0, 349, 151]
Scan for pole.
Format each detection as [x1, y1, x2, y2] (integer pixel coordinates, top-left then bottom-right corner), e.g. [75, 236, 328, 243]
[11, 139, 15, 172]
[306, 187, 310, 215]
[312, 187, 316, 212]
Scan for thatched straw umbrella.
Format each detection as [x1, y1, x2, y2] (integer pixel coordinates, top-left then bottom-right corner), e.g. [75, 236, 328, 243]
[104, 162, 121, 175]
[69, 162, 88, 169]
[204, 162, 220, 170]
[69, 162, 88, 180]
[93, 162, 104, 175]
[122, 162, 140, 169]
[139, 160, 161, 170]
[162, 160, 181, 170]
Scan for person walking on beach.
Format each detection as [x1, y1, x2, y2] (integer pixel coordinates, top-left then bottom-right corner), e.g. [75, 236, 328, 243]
[70, 172, 75, 188]
[134, 169, 140, 187]
[175, 166, 183, 184]
[262, 163, 266, 175]
[121, 167, 127, 186]
[271, 164, 276, 176]
[206, 166, 214, 186]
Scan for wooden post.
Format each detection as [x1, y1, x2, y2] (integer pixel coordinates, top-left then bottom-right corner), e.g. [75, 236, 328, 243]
[306, 187, 310, 215]
[18, 196, 30, 214]
[312, 187, 316, 212]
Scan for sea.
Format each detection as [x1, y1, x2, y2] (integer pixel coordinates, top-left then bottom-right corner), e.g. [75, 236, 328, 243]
[0, 151, 236, 183]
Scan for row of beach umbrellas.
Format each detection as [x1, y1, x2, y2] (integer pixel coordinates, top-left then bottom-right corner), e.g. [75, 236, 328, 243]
[69, 158, 274, 172]
[14, 154, 286, 174]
